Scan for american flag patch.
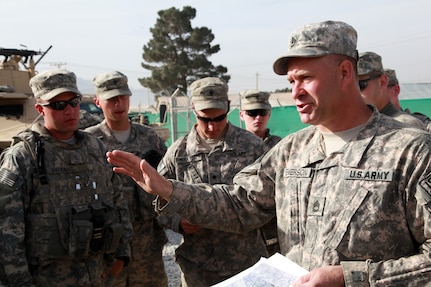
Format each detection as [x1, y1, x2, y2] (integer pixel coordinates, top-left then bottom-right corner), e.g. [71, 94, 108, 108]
[0, 169, 17, 189]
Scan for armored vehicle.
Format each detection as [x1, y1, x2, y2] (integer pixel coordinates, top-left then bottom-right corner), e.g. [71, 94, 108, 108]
[0, 46, 51, 153]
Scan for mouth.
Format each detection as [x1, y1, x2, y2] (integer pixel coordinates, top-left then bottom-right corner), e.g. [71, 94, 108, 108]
[296, 102, 311, 113]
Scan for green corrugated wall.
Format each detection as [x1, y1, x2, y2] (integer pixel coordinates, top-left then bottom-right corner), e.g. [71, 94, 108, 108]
[134, 98, 431, 147]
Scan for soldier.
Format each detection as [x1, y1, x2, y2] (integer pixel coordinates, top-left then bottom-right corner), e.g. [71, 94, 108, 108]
[85, 71, 168, 287]
[239, 89, 282, 256]
[0, 69, 132, 286]
[239, 89, 282, 149]
[107, 20, 431, 287]
[156, 77, 267, 286]
[357, 52, 425, 129]
[385, 68, 431, 132]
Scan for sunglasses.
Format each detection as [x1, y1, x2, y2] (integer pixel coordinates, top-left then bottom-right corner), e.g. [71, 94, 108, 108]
[195, 112, 228, 123]
[39, 96, 82, 110]
[359, 74, 381, 91]
[245, 109, 269, 117]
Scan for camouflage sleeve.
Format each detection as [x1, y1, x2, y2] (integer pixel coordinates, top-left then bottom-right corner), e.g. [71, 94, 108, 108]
[341, 151, 431, 286]
[158, 158, 276, 235]
[0, 148, 35, 286]
[111, 172, 132, 260]
[155, 140, 183, 231]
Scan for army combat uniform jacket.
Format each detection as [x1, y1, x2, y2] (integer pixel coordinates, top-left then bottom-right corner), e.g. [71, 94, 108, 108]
[0, 122, 132, 287]
[158, 108, 431, 287]
[157, 122, 268, 286]
[85, 121, 168, 285]
[263, 128, 282, 150]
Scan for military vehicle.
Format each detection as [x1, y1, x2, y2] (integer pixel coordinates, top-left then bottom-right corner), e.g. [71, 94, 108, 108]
[0, 46, 52, 153]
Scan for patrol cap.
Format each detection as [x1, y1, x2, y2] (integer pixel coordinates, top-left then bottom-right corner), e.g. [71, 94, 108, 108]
[385, 69, 399, 86]
[273, 20, 358, 75]
[240, 90, 271, 110]
[30, 69, 82, 101]
[357, 52, 384, 76]
[190, 77, 228, 111]
[93, 71, 132, 100]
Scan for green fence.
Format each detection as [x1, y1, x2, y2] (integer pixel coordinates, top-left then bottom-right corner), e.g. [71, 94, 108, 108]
[134, 98, 431, 147]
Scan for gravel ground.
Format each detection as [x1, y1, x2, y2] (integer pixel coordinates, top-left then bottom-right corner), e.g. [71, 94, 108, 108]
[163, 229, 183, 287]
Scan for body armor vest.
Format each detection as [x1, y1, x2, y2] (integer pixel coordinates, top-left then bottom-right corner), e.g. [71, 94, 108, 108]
[24, 132, 122, 260]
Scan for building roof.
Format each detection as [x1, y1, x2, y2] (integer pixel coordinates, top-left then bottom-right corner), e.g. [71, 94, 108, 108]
[399, 83, 431, 100]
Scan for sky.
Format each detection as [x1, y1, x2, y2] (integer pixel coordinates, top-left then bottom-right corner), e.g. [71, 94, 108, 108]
[2, 0, 431, 106]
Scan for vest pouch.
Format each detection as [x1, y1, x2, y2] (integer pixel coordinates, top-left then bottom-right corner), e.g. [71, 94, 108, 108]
[89, 203, 106, 252]
[69, 219, 93, 258]
[103, 223, 123, 254]
[69, 206, 93, 258]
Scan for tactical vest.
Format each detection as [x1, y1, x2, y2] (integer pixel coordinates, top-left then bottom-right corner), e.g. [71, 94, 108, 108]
[19, 131, 123, 260]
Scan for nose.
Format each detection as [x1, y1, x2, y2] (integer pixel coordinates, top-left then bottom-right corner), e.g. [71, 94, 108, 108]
[291, 83, 302, 100]
[206, 122, 215, 131]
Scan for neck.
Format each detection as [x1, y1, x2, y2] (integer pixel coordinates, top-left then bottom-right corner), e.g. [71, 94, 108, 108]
[106, 119, 130, 131]
[253, 129, 267, 139]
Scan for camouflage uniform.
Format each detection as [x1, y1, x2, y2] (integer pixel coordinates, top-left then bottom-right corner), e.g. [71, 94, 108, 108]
[258, 128, 282, 256]
[0, 121, 132, 287]
[239, 89, 282, 256]
[158, 108, 431, 287]
[86, 120, 168, 287]
[152, 21, 431, 286]
[157, 77, 267, 287]
[385, 69, 431, 132]
[263, 129, 282, 149]
[85, 71, 168, 287]
[406, 109, 431, 132]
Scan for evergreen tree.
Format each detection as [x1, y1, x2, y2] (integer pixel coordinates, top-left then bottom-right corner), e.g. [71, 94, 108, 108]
[139, 6, 230, 95]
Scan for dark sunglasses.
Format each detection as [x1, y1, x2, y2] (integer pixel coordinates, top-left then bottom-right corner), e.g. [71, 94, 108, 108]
[358, 74, 381, 91]
[39, 96, 82, 110]
[245, 109, 269, 117]
[195, 112, 228, 123]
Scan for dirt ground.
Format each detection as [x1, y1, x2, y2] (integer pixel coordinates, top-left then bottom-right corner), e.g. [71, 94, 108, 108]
[162, 229, 182, 287]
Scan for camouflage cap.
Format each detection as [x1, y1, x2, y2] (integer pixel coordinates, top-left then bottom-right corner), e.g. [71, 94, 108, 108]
[190, 77, 228, 111]
[273, 20, 358, 75]
[29, 69, 82, 101]
[93, 71, 132, 100]
[357, 51, 384, 76]
[240, 90, 271, 110]
[385, 69, 399, 86]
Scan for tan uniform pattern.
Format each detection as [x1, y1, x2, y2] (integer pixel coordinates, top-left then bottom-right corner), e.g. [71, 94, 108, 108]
[160, 108, 431, 287]
[157, 123, 267, 287]
[85, 121, 168, 287]
[0, 122, 132, 287]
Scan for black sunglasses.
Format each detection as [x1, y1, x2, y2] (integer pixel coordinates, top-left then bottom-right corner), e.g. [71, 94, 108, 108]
[245, 109, 269, 117]
[39, 96, 82, 110]
[359, 74, 381, 91]
[195, 112, 228, 123]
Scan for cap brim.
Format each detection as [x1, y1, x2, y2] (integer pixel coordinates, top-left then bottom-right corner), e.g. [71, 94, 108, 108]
[98, 88, 132, 100]
[242, 103, 271, 110]
[193, 101, 228, 111]
[273, 49, 331, 75]
[39, 87, 82, 101]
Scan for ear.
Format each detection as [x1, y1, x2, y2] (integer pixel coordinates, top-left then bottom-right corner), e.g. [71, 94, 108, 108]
[239, 110, 245, 121]
[35, 103, 44, 115]
[338, 59, 353, 81]
[94, 96, 102, 108]
[380, 74, 389, 88]
[393, 84, 401, 96]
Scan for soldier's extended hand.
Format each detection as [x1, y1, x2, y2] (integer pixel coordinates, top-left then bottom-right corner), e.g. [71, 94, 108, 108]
[290, 265, 344, 287]
[107, 150, 173, 200]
